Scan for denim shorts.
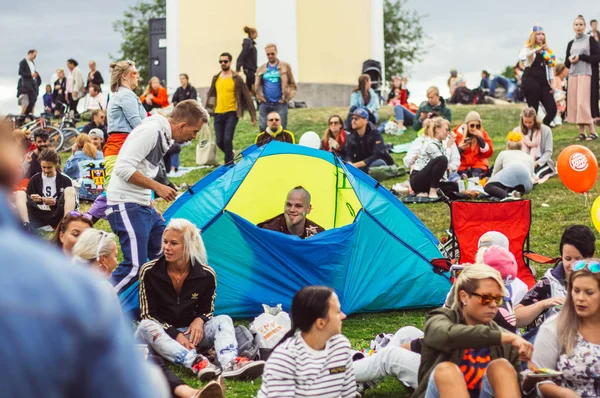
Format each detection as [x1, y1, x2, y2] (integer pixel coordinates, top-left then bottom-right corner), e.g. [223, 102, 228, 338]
[424, 363, 494, 398]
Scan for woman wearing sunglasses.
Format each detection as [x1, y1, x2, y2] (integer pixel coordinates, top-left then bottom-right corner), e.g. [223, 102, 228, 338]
[532, 260, 600, 398]
[322, 115, 347, 157]
[413, 263, 533, 398]
[453, 111, 494, 178]
[50, 211, 94, 255]
[484, 131, 536, 200]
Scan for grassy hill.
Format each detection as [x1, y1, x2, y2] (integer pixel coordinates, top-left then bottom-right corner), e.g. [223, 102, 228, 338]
[89, 104, 600, 397]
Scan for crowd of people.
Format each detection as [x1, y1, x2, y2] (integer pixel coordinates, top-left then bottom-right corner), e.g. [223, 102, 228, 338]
[4, 15, 600, 398]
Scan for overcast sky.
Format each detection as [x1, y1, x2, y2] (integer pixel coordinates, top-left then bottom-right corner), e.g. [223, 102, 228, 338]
[0, 0, 597, 114]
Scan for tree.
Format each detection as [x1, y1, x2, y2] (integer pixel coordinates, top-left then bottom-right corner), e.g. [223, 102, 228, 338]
[383, 0, 427, 80]
[112, 0, 166, 86]
[500, 64, 515, 80]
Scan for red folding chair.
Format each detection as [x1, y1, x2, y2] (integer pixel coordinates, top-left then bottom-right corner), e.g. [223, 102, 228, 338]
[440, 199, 556, 289]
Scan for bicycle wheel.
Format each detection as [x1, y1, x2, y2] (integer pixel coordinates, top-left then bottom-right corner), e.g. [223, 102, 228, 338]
[60, 127, 80, 152]
[31, 125, 64, 152]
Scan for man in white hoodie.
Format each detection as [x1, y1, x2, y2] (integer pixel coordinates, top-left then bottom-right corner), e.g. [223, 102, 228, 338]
[106, 100, 209, 295]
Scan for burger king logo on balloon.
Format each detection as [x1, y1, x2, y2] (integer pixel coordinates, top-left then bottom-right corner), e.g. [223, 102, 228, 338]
[557, 145, 598, 193]
[569, 152, 589, 172]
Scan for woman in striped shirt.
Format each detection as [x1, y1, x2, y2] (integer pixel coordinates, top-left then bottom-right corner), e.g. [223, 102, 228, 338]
[258, 286, 357, 398]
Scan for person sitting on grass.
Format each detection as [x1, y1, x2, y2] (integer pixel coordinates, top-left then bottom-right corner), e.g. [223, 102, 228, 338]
[515, 224, 596, 342]
[484, 131, 535, 200]
[23, 130, 49, 179]
[412, 86, 452, 132]
[453, 111, 494, 178]
[88, 128, 105, 151]
[258, 286, 357, 397]
[63, 134, 104, 180]
[413, 263, 533, 398]
[50, 211, 93, 255]
[258, 186, 325, 239]
[409, 116, 457, 201]
[140, 76, 170, 112]
[14, 148, 77, 232]
[255, 111, 295, 147]
[321, 114, 347, 158]
[532, 259, 600, 398]
[345, 74, 380, 129]
[81, 109, 107, 137]
[512, 107, 555, 180]
[136, 218, 265, 381]
[73, 228, 227, 398]
[345, 108, 394, 173]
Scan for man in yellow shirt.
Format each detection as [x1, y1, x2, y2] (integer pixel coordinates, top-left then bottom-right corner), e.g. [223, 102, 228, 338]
[205, 52, 256, 163]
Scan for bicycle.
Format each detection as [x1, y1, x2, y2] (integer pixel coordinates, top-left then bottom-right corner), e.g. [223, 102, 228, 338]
[6, 113, 66, 150]
[29, 104, 79, 152]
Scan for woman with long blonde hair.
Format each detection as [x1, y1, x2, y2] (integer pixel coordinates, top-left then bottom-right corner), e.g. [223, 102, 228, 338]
[519, 25, 557, 126]
[533, 260, 600, 397]
[63, 134, 104, 180]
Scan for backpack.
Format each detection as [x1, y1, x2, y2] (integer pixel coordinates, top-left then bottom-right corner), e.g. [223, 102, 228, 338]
[235, 325, 261, 360]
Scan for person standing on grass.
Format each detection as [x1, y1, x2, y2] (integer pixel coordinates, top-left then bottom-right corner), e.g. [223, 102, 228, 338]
[258, 286, 356, 397]
[565, 15, 600, 140]
[86, 60, 104, 91]
[519, 25, 557, 126]
[236, 26, 258, 93]
[205, 52, 256, 164]
[255, 43, 297, 131]
[18, 49, 41, 118]
[106, 100, 208, 296]
[66, 59, 85, 118]
[87, 60, 146, 223]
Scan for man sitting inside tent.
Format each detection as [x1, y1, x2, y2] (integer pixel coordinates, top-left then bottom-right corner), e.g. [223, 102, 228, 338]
[255, 111, 295, 147]
[257, 186, 324, 239]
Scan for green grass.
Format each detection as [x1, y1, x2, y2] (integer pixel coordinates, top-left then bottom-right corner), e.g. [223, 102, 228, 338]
[73, 104, 600, 397]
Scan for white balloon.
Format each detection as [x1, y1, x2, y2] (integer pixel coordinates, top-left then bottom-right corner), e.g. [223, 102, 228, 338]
[298, 131, 321, 149]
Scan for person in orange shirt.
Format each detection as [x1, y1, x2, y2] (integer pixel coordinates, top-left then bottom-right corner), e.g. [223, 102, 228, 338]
[453, 111, 494, 177]
[140, 76, 170, 112]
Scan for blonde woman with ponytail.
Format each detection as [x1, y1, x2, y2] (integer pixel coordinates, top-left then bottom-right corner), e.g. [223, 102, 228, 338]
[87, 60, 146, 222]
[409, 116, 457, 201]
[63, 134, 104, 179]
[236, 26, 258, 92]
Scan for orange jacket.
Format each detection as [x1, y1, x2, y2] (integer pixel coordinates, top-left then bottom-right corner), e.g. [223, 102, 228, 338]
[140, 87, 170, 108]
[453, 124, 494, 171]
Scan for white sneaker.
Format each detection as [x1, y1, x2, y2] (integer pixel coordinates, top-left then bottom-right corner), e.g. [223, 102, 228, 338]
[222, 357, 265, 380]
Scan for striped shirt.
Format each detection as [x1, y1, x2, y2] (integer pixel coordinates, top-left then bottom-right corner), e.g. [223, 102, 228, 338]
[257, 332, 356, 398]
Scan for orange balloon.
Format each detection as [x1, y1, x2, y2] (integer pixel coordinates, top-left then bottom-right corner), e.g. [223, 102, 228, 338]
[557, 145, 598, 193]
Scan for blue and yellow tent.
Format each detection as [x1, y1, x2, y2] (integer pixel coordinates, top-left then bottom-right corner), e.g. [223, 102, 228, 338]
[164, 141, 451, 317]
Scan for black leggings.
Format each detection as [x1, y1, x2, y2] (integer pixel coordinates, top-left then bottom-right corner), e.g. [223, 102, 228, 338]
[244, 68, 256, 93]
[410, 156, 448, 194]
[521, 77, 557, 125]
[484, 182, 525, 199]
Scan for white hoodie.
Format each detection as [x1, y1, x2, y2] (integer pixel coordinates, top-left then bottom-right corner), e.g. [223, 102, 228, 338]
[107, 114, 172, 206]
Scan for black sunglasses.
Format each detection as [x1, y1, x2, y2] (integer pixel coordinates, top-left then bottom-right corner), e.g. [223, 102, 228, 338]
[468, 123, 481, 129]
[219, 60, 229, 64]
[268, 118, 280, 122]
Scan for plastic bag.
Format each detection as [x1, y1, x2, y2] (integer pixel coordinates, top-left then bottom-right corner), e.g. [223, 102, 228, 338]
[249, 309, 291, 349]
